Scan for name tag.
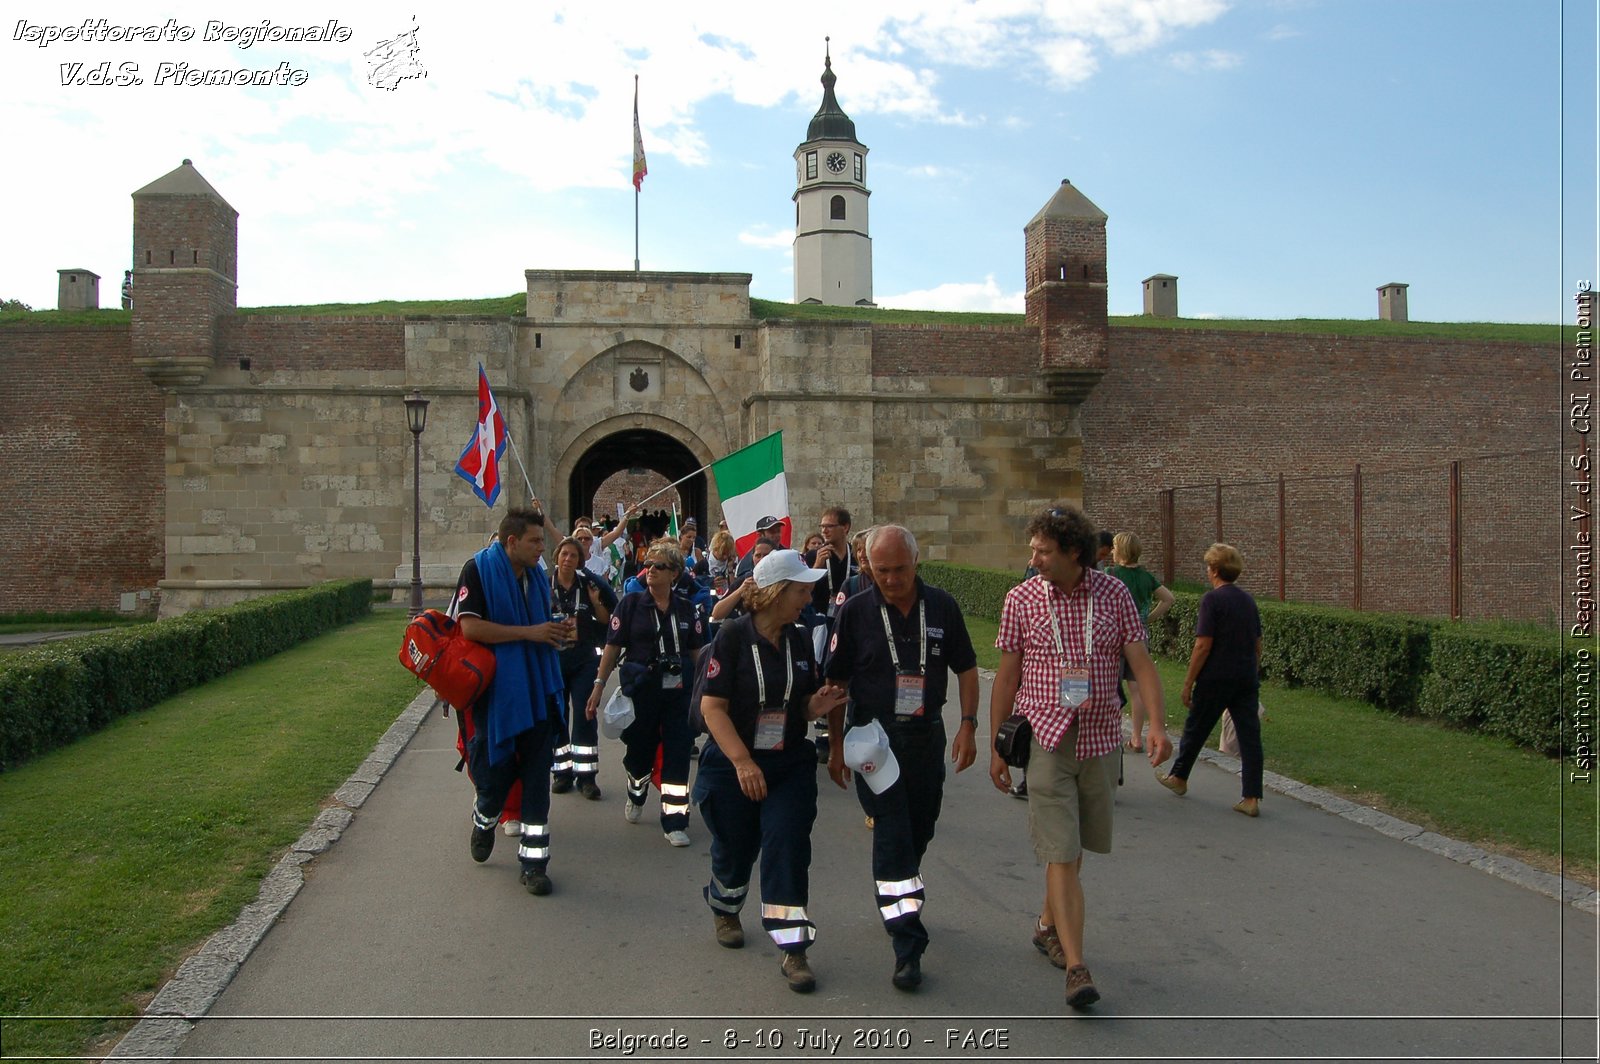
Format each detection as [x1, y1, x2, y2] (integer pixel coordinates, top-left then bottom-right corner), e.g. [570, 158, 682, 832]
[754, 709, 787, 751]
[895, 672, 926, 718]
[1060, 667, 1090, 709]
[662, 669, 683, 691]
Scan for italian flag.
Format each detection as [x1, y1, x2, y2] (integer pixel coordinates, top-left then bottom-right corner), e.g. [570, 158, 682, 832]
[711, 431, 790, 555]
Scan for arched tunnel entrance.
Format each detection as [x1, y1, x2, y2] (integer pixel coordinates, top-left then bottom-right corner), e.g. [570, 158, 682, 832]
[565, 428, 708, 533]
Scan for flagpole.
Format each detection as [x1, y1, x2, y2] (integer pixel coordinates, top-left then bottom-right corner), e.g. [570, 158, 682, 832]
[632, 462, 714, 512]
[633, 74, 641, 272]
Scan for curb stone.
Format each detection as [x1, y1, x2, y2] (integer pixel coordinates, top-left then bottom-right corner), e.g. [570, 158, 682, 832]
[106, 688, 437, 1062]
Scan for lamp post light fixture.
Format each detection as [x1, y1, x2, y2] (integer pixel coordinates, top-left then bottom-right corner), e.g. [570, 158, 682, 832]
[403, 390, 430, 617]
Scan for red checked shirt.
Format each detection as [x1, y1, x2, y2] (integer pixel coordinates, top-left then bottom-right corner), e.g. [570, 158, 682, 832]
[996, 570, 1146, 759]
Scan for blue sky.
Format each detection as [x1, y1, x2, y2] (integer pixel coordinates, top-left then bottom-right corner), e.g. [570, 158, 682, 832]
[3, 0, 1594, 322]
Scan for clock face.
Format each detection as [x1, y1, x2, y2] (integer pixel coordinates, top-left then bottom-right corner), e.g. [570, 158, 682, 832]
[826, 151, 847, 174]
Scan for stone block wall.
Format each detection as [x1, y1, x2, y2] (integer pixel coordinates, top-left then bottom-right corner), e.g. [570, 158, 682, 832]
[0, 325, 164, 612]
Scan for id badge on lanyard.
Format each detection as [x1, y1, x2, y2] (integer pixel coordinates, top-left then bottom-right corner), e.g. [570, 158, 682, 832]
[894, 671, 926, 719]
[752, 639, 793, 750]
[881, 601, 928, 720]
[1048, 584, 1094, 711]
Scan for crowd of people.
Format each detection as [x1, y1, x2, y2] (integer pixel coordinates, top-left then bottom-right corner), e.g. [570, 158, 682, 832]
[447, 497, 1263, 1008]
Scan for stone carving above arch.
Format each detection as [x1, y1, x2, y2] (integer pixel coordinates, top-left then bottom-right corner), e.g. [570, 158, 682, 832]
[549, 339, 737, 463]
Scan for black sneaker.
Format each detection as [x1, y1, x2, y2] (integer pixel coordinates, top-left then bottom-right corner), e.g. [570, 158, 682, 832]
[577, 778, 602, 801]
[521, 867, 552, 895]
[551, 776, 573, 795]
[891, 957, 922, 991]
[1009, 778, 1028, 800]
[470, 824, 494, 863]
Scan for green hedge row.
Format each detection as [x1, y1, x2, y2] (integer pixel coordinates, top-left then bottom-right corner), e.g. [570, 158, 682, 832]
[0, 580, 373, 771]
[919, 561, 1023, 621]
[925, 563, 1567, 756]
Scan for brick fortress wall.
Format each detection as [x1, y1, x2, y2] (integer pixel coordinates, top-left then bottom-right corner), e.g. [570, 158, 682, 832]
[1080, 328, 1557, 622]
[0, 325, 164, 612]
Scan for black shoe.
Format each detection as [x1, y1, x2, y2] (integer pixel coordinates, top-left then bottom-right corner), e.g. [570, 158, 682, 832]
[520, 867, 552, 895]
[470, 824, 494, 863]
[551, 776, 574, 795]
[1009, 778, 1028, 800]
[891, 957, 922, 991]
[577, 778, 602, 801]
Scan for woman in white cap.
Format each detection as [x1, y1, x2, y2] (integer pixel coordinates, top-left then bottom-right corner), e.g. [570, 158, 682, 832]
[691, 549, 847, 992]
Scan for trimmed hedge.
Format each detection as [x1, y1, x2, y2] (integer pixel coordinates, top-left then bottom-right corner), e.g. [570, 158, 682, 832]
[921, 561, 1564, 755]
[1419, 626, 1567, 755]
[919, 561, 1022, 621]
[0, 580, 373, 771]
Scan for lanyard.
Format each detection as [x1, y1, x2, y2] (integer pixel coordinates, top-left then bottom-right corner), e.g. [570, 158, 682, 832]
[1046, 579, 1093, 667]
[879, 600, 927, 674]
[552, 575, 578, 614]
[652, 602, 680, 658]
[751, 633, 794, 710]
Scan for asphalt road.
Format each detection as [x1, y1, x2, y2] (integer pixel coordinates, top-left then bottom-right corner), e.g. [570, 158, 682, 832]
[113, 672, 1597, 1064]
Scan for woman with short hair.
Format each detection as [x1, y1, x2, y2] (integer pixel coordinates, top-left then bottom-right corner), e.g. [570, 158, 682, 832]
[1158, 543, 1264, 816]
[588, 540, 706, 845]
[693, 550, 847, 992]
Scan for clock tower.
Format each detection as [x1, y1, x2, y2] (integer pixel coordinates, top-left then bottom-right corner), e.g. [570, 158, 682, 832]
[793, 42, 873, 306]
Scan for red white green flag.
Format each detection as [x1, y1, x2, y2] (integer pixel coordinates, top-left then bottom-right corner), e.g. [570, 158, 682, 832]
[711, 431, 789, 555]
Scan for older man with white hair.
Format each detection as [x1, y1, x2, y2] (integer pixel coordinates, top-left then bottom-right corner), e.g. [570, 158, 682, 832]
[823, 524, 979, 992]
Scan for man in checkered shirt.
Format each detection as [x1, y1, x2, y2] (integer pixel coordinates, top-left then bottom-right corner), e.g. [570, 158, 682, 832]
[988, 503, 1171, 1010]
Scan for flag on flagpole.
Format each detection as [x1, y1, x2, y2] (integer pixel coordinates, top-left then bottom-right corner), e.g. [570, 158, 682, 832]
[668, 502, 679, 538]
[453, 364, 508, 508]
[710, 431, 789, 555]
[632, 76, 648, 191]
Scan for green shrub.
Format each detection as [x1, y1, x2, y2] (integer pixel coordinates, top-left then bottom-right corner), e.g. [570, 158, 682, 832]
[0, 580, 372, 771]
[1419, 626, 1567, 755]
[919, 561, 1022, 620]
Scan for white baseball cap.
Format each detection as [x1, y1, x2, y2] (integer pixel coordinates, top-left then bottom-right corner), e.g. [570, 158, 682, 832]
[842, 719, 901, 794]
[753, 549, 827, 588]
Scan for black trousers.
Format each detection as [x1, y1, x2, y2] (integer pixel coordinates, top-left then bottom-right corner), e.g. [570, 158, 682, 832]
[694, 743, 819, 953]
[854, 722, 945, 964]
[1171, 675, 1263, 799]
[467, 709, 557, 871]
[620, 682, 693, 832]
[553, 650, 601, 781]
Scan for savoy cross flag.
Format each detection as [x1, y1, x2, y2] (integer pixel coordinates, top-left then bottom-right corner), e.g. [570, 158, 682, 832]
[454, 364, 508, 507]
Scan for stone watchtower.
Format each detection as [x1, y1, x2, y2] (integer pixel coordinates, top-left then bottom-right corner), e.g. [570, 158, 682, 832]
[792, 41, 873, 306]
[1024, 179, 1109, 402]
[130, 159, 238, 388]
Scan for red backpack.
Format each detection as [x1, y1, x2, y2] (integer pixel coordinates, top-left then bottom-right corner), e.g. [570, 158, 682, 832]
[398, 609, 497, 711]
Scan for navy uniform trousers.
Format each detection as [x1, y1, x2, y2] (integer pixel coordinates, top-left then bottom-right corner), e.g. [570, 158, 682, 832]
[552, 649, 602, 783]
[467, 703, 558, 872]
[854, 719, 946, 965]
[693, 742, 819, 952]
[620, 682, 694, 832]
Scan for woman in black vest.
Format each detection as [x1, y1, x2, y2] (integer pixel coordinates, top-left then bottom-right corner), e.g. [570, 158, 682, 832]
[692, 550, 846, 992]
[549, 537, 617, 799]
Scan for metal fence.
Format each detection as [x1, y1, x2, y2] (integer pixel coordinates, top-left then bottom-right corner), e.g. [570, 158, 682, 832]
[1158, 449, 1560, 624]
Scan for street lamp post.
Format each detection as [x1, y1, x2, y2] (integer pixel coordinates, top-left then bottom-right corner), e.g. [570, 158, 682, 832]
[403, 390, 431, 617]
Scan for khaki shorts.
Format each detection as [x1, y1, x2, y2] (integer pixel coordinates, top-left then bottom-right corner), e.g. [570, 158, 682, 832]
[1027, 725, 1117, 863]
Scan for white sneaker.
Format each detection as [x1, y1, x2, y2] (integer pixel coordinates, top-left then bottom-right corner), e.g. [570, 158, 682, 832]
[624, 800, 642, 824]
[665, 830, 691, 848]
[502, 820, 522, 836]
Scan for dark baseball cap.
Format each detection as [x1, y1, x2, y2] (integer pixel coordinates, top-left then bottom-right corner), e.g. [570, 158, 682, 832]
[755, 515, 782, 531]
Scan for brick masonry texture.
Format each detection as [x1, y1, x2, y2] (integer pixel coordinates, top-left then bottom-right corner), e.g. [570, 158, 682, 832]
[870, 323, 1039, 377]
[221, 318, 406, 372]
[1080, 328, 1557, 622]
[0, 325, 165, 612]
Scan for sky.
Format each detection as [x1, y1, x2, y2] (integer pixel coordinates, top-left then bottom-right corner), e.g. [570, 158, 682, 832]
[2, 0, 1595, 323]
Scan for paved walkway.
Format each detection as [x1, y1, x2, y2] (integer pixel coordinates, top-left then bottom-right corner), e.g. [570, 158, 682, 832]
[111, 674, 1598, 1064]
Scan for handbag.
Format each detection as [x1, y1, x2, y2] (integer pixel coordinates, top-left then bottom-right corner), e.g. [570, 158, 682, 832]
[618, 660, 652, 698]
[994, 713, 1032, 769]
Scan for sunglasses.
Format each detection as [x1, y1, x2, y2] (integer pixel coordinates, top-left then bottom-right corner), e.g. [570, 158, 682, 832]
[647, 562, 680, 572]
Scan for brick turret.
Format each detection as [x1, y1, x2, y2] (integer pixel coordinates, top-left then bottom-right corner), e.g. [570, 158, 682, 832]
[130, 159, 237, 388]
[1024, 179, 1108, 401]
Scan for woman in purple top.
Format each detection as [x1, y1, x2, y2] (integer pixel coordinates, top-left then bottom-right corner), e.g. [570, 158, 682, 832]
[1157, 543, 1264, 816]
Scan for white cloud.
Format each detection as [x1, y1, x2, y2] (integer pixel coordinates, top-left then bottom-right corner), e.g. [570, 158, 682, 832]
[737, 226, 795, 250]
[877, 274, 1024, 313]
[1169, 49, 1243, 72]
[1264, 24, 1303, 41]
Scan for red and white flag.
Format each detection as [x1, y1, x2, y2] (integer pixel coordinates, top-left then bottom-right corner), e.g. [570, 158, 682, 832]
[454, 364, 508, 507]
[632, 76, 648, 191]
